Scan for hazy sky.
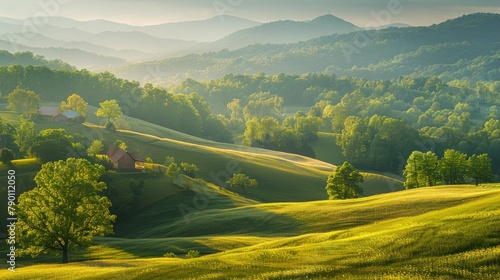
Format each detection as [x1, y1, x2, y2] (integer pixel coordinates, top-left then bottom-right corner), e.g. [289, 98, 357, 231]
[0, 0, 499, 26]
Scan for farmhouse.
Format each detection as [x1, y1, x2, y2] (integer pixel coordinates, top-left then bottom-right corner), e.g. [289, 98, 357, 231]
[107, 146, 144, 170]
[54, 111, 84, 123]
[39, 106, 59, 119]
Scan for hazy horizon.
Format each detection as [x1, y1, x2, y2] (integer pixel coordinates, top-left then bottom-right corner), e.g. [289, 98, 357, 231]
[0, 0, 499, 27]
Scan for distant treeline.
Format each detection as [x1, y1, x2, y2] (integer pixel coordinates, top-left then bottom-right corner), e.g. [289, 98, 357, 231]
[0, 64, 231, 142]
[172, 73, 500, 174]
[1, 64, 499, 175]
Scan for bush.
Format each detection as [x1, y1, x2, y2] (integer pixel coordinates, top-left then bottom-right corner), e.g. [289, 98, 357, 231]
[163, 252, 178, 258]
[0, 148, 15, 163]
[186, 250, 200, 258]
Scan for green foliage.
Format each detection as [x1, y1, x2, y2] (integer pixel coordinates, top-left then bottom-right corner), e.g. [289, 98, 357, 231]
[338, 116, 369, 165]
[30, 129, 74, 163]
[60, 93, 88, 117]
[0, 51, 73, 70]
[467, 154, 493, 186]
[180, 162, 199, 178]
[163, 156, 175, 166]
[15, 158, 115, 263]
[166, 162, 181, 182]
[226, 173, 258, 194]
[6, 88, 40, 118]
[0, 147, 15, 163]
[439, 149, 468, 184]
[14, 115, 35, 155]
[163, 252, 178, 258]
[243, 114, 319, 157]
[145, 157, 153, 164]
[403, 151, 441, 189]
[186, 250, 200, 258]
[96, 99, 123, 124]
[86, 140, 104, 156]
[325, 161, 364, 199]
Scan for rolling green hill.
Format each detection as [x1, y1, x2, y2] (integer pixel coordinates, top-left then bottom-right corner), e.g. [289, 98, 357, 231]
[2, 185, 499, 279]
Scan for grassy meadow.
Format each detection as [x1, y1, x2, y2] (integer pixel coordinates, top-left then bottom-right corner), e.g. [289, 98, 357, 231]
[1, 185, 499, 279]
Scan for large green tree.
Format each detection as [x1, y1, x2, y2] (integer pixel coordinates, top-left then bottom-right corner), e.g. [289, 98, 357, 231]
[15, 158, 115, 263]
[95, 99, 123, 124]
[467, 154, 493, 186]
[30, 129, 73, 163]
[7, 88, 41, 118]
[439, 149, 468, 185]
[60, 93, 88, 117]
[325, 161, 364, 199]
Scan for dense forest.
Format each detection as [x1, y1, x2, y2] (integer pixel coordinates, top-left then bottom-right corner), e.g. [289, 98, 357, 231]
[1, 62, 499, 176]
[118, 13, 500, 85]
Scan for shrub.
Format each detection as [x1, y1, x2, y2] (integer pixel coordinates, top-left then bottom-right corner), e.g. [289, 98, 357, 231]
[186, 250, 200, 258]
[163, 252, 178, 258]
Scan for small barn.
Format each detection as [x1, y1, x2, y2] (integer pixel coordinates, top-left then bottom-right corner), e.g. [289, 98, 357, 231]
[54, 111, 84, 123]
[107, 146, 144, 170]
[39, 106, 59, 119]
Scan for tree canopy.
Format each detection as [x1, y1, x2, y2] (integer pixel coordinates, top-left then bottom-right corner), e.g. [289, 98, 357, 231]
[15, 158, 115, 263]
[325, 161, 364, 199]
[7, 88, 40, 118]
[61, 93, 88, 117]
[226, 173, 258, 194]
[95, 99, 123, 125]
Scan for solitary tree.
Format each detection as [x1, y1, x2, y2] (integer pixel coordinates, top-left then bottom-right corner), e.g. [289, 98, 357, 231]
[226, 173, 258, 194]
[15, 158, 115, 263]
[467, 154, 493, 186]
[95, 99, 123, 125]
[325, 161, 364, 199]
[7, 88, 41, 118]
[61, 94, 88, 117]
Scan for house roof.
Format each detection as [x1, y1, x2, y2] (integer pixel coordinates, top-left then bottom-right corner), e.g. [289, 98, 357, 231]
[60, 111, 81, 118]
[39, 106, 59, 116]
[109, 148, 144, 163]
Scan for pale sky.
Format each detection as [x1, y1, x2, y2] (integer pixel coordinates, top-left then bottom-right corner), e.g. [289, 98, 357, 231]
[0, 0, 499, 26]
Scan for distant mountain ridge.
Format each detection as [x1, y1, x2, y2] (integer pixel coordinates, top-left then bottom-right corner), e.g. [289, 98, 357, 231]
[117, 13, 500, 84]
[0, 15, 261, 42]
[205, 14, 359, 51]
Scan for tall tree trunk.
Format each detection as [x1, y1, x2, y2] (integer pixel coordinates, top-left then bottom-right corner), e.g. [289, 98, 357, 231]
[62, 243, 68, 264]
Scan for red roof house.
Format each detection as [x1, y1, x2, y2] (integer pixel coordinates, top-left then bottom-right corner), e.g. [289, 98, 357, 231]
[107, 146, 144, 170]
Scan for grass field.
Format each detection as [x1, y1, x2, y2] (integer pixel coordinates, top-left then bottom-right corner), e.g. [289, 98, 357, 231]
[1, 185, 499, 279]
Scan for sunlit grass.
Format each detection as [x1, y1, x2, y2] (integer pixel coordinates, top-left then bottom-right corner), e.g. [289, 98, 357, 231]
[1, 186, 499, 279]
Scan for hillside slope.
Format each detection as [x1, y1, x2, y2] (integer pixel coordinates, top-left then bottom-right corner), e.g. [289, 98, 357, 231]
[2, 185, 499, 279]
